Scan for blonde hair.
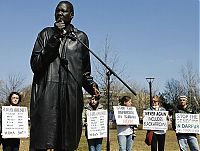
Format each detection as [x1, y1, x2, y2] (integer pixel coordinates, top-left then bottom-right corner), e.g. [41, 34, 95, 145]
[152, 95, 161, 103]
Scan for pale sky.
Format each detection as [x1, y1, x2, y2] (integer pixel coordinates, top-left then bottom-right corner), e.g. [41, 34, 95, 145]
[0, 0, 198, 93]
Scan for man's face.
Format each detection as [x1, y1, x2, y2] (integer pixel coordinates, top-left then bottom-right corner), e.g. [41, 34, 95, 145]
[178, 98, 187, 108]
[55, 2, 73, 24]
[90, 97, 98, 106]
[11, 94, 19, 105]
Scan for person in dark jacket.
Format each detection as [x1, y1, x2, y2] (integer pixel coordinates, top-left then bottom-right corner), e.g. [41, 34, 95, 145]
[172, 95, 199, 151]
[29, 1, 99, 151]
[2, 92, 21, 151]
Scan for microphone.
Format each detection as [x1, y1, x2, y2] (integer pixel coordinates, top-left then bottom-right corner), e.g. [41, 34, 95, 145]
[60, 27, 76, 41]
[60, 29, 76, 41]
[55, 18, 67, 36]
[67, 32, 76, 41]
[62, 29, 67, 35]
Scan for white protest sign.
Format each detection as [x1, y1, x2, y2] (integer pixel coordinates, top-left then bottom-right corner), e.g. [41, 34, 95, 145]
[87, 110, 107, 139]
[113, 106, 139, 125]
[143, 110, 168, 130]
[175, 113, 200, 134]
[2, 106, 29, 138]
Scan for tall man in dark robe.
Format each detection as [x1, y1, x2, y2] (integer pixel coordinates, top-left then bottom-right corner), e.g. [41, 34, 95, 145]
[29, 1, 99, 151]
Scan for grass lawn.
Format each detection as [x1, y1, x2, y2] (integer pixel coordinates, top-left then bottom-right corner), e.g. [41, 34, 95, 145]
[1, 129, 200, 151]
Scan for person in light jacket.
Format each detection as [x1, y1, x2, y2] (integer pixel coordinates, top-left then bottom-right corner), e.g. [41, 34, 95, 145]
[115, 96, 137, 151]
[82, 95, 104, 151]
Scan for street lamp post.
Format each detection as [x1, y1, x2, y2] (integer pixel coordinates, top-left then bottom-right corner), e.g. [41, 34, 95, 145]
[146, 77, 155, 107]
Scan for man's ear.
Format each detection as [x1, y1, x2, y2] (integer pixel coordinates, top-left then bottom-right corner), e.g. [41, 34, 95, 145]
[70, 12, 74, 19]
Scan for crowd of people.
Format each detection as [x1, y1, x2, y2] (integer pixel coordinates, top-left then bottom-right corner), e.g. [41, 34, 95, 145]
[1, 92, 199, 151]
[81, 94, 199, 151]
[0, 1, 199, 151]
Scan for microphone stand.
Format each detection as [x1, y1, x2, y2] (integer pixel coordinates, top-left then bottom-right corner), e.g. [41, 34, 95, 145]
[69, 33, 137, 151]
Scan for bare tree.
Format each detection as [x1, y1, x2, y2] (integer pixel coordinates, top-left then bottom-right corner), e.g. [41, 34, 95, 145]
[133, 87, 149, 117]
[92, 36, 126, 107]
[0, 74, 32, 118]
[180, 62, 200, 111]
[21, 85, 32, 108]
[0, 73, 25, 102]
[163, 78, 184, 104]
[20, 84, 32, 114]
[162, 62, 200, 112]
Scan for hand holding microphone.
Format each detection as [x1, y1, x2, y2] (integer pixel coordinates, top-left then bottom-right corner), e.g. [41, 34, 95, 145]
[54, 19, 76, 41]
[54, 19, 66, 37]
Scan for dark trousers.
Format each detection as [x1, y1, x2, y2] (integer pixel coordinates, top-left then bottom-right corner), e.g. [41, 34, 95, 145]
[3, 147, 19, 151]
[151, 133, 165, 151]
[2, 138, 20, 151]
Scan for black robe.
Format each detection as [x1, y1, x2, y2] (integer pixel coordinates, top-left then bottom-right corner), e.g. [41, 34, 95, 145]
[30, 25, 95, 150]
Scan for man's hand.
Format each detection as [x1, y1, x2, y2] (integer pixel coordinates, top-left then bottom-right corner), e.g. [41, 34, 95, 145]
[92, 84, 100, 99]
[54, 19, 66, 37]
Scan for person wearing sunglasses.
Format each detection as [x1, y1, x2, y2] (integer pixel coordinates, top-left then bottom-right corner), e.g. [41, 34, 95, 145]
[147, 95, 167, 151]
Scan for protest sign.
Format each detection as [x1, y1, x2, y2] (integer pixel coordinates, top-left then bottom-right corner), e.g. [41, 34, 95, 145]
[175, 113, 200, 134]
[113, 106, 139, 125]
[2, 106, 29, 138]
[87, 110, 107, 139]
[143, 110, 168, 130]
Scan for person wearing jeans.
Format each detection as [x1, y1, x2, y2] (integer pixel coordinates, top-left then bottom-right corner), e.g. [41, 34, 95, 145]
[177, 135, 199, 151]
[87, 138, 103, 151]
[172, 95, 200, 151]
[118, 133, 133, 151]
[115, 96, 137, 151]
[82, 95, 103, 151]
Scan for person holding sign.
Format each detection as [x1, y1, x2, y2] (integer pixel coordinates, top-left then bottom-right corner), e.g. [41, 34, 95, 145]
[82, 95, 104, 151]
[146, 95, 167, 151]
[172, 95, 200, 151]
[1, 92, 21, 151]
[114, 96, 137, 151]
